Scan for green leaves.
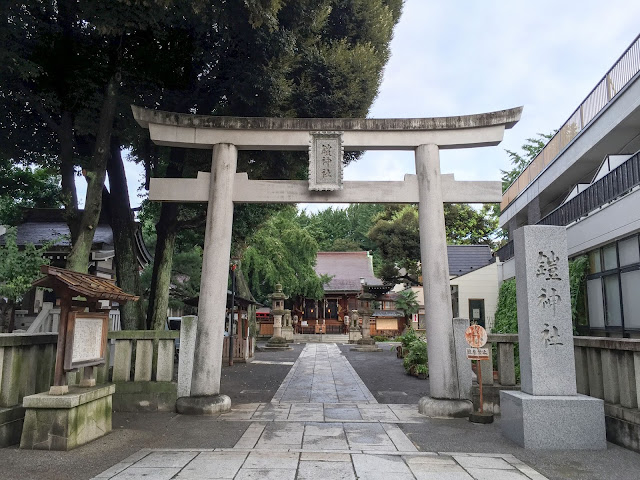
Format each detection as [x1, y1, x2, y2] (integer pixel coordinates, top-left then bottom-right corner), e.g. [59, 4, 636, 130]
[395, 289, 419, 318]
[501, 132, 555, 193]
[493, 279, 518, 334]
[241, 207, 326, 303]
[0, 227, 49, 303]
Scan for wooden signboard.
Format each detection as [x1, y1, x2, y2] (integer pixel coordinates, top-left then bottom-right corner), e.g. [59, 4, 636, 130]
[64, 312, 109, 370]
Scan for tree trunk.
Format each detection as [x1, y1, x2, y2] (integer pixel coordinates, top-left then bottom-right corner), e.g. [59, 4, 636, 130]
[66, 75, 119, 273]
[8, 302, 16, 333]
[107, 138, 145, 329]
[146, 148, 185, 330]
[59, 111, 81, 243]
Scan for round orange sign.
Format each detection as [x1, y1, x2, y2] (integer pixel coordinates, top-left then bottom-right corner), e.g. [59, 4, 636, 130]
[465, 324, 487, 348]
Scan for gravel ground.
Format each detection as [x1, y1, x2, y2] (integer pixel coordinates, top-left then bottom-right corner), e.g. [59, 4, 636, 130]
[338, 342, 430, 404]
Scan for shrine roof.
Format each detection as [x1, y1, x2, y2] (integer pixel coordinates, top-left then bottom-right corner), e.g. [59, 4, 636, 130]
[32, 266, 139, 303]
[315, 251, 383, 292]
[132, 105, 523, 131]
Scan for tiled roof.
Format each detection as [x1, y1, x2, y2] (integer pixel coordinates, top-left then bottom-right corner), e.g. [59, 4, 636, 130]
[447, 245, 494, 277]
[32, 265, 139, 302]
[315, 251, 383, 292]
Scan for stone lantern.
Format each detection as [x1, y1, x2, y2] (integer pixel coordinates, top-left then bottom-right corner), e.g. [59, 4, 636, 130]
[357, 287, 375, 345]
[264, 283, 291, 350]
[271, 283, 286, 337]
[351, 282, 381, 351]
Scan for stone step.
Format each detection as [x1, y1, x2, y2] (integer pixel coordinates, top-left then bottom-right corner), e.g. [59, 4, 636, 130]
[293, 334, 349, 343]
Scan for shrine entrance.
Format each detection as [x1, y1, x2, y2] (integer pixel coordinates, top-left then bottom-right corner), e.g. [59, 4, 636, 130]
[132, 105, 522, 415]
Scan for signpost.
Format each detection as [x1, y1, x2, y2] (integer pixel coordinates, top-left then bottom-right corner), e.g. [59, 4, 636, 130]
[465, 324, 494, 424]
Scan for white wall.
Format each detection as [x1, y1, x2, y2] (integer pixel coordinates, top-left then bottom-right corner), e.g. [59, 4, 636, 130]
[450, 263, 499, 330]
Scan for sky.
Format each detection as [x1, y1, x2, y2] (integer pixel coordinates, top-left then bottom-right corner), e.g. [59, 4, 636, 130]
[81, 0, 640, 211]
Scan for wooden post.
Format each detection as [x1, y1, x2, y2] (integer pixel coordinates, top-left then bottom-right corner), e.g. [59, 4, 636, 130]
[50, 292, 71, 395]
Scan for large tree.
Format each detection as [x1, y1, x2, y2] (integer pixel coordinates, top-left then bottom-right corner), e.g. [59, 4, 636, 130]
[1, 0, 403, 329]
[367, 204, 499, 283]
[242, 208, 328, 304]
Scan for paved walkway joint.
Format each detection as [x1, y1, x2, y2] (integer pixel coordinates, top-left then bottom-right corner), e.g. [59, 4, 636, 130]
[92, 343, 549, 479]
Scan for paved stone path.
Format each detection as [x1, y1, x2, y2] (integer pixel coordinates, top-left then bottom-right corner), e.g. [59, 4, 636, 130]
[92, 343, 549, 479]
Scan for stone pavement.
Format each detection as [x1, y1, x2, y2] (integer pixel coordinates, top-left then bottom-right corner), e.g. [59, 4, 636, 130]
[91, 343, 551, 479]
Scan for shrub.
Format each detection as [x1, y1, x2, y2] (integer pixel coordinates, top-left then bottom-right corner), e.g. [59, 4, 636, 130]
[493, 279, 517, 334]
[399, 327, 418, 348]
[372, 335, 388, 342]
[403, 338, 428, 374]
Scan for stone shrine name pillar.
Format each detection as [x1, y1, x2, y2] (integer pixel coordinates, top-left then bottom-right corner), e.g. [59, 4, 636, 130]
[177, 143, 236, 414]
[415, 144, 472, 416]
[500, 226, 606, 449]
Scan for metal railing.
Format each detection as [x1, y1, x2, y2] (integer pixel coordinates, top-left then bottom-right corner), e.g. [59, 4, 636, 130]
[497, 152, 640, 261]
[495, 241, 514, 262]
[539, 151, 640, 226]
[501, 34, 640, 212]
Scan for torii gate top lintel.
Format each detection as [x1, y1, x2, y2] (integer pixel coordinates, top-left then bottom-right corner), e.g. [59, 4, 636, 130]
[131, 105, 523, 151]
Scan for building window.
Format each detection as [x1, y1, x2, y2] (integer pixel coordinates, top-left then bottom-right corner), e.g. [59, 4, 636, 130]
[585, 233, 640, 334]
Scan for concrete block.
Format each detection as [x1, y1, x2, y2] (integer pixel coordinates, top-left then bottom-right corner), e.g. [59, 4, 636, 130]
[452, 318, 472, 400]
[480, 343, 494, 386]
[178, 316, 197, 398]
[574, 346, 590, 395]
[0, 405, 25, 447]
[112, 381, 177, 412]
[617, 351, 637, 409]
[156, 340, 175, 382]
[587, 348, 604, 399]
[498, 343, 516, 386]
[176, 394, 231, 415]
[514, 226, 577, 396]
[1, 347, 21, 407]
[20, 384, 114, 450]
[500, 390, 606, 449]
[112, 339, 132, 382]
[134, 340, 153, 382]
[417, 396, 473, 418]
[601, 349, 620, 404]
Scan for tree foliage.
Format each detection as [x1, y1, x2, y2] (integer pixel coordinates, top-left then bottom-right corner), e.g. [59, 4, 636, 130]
[0, 228, 50, 331]
[366, 204, 499, 283]
[493, 279, 518, 334]
[242, 208, 328, 303]
[501, 133, 554, 192]
[394, 289, 419, 320]
[0, 159, 61, 225]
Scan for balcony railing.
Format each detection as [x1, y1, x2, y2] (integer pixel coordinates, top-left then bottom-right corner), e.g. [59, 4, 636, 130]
[501, 34, 640, 212]
[538, 151, 640, 227]
[497, 151, 640, 261]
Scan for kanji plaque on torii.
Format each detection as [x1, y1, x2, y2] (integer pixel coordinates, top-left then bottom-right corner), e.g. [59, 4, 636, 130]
[309, 131, 343, 191]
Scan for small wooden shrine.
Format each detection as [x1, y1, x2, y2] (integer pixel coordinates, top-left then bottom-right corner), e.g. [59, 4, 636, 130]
[32, 265, 139, 395]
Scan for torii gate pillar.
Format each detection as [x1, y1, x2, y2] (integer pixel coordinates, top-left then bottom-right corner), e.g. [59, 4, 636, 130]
[416, 144, 472, 416]
[176, 143, 236, 415]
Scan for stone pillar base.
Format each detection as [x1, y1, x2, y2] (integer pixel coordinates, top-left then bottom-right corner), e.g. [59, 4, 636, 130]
[348, 331, 362, 343]
[20, 384, 115, 451]
[281, 326, 294, 341]
[176, 394, 231, 415]
[418, 396, 473, 418]
[500, 391, 606, 449]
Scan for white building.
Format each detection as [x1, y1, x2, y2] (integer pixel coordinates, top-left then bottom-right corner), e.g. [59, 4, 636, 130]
[498, 34, 640, 337]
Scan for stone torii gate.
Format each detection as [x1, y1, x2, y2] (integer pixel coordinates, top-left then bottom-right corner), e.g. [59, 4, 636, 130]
[132, 105, 522, 415]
